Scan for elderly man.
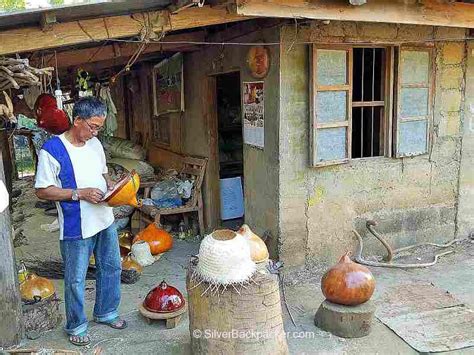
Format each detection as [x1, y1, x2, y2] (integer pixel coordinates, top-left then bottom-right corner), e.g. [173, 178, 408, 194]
[35, 97, 126, 346]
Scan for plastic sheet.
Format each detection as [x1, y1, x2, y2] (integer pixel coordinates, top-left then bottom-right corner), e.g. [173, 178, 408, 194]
[150, 180, 182, 208]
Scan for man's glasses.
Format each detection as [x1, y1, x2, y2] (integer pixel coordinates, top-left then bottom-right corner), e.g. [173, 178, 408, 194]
[82, 119, 104, 132]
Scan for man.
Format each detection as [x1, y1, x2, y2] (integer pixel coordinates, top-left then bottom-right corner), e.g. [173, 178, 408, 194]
[35, 97, 126, 346]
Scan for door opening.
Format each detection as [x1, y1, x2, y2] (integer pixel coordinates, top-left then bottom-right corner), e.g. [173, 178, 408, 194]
[215, 71, 244, 229]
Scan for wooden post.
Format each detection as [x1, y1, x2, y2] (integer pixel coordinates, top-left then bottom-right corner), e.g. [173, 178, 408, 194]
[0, 149, 23, 348]
[138, 63, 153, 152]
[0, 128, 13, 194]
[187, 263, 289, 354]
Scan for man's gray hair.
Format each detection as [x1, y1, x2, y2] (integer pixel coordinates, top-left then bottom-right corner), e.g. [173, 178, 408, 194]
[72, 97, 107, 120]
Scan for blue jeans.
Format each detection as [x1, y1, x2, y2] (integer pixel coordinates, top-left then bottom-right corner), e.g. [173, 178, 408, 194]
[60, 223, 122, 335]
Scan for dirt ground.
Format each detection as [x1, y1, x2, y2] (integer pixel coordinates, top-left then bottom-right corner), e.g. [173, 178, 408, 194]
[7, 178, 474, 354]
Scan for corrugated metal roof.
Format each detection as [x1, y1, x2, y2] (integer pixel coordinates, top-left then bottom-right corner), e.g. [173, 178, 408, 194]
[0, 0, 172, 30]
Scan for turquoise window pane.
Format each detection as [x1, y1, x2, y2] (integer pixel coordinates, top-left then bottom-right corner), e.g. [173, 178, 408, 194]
[398, 120, 428, 156]
[401, 87, 429, 118]
[317, 127, 347, 162]
[317, 50, 347, 86]
[316, 91, 347, 123]
[401, 51, 429, 85]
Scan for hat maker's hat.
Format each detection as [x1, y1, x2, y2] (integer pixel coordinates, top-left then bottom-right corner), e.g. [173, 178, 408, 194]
[196, 229, 256, 285]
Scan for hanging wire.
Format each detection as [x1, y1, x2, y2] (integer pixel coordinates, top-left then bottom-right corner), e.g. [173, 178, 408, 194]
[103, 36, 474, 46]
[2, 26, 470, 44]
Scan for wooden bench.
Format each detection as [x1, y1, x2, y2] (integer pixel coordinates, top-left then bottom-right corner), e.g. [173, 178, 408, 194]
[138, 154, 207, 236]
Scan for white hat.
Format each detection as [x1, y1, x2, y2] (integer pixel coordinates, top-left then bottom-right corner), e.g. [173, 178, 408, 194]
[196, 229, 256, 285]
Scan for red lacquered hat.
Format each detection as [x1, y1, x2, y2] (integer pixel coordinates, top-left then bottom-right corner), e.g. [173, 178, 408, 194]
[143, 280, 185, 313]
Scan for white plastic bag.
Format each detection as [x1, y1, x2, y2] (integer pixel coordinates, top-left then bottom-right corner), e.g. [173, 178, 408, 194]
[177, 180, 194, 199]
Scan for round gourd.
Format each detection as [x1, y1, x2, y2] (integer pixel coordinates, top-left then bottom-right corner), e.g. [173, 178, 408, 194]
[321, 252, 375, 306]
[237, 224, 269, 263]
[133, 223, 173, 255]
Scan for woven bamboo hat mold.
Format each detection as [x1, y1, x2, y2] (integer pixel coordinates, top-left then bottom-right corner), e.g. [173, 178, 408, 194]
[196, 229, 256, 285]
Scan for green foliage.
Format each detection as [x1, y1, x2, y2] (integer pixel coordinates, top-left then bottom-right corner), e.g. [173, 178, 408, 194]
[0, 0, 26, 11]
[0, 0, 65, 12]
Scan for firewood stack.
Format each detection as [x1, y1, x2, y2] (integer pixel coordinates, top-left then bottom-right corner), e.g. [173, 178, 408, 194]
[0, 57, 54, 91]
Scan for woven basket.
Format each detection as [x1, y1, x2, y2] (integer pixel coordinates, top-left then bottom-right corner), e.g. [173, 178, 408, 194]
[196, 229, 256, 285]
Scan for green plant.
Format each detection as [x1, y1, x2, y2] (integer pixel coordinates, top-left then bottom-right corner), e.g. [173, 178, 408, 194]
[0, 0, 26, 11]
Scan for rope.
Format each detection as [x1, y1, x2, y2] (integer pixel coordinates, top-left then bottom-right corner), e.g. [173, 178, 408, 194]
[352, 222, 462, 269]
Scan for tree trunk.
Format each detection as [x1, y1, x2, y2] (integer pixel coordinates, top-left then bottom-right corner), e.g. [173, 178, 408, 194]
[0, 150, 23, 348]
[187, 263, 289, 355]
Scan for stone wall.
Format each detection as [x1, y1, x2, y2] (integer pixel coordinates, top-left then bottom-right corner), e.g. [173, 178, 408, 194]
[456, 40, 474, 238]
[278, 22, 468, 267]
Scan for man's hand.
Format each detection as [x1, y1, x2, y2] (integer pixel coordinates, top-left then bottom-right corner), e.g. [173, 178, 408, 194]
[78, 188, 104, 204]
[106, 179, 115, 191]
[103, 174, 115, 191]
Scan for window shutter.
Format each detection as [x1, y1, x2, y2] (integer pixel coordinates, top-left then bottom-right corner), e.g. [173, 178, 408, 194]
[394, 48, 433, 157]
[311, 46, 352, 166]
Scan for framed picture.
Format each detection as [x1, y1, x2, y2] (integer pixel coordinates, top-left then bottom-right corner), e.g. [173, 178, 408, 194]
[242, 81, 264, 149]
[153, 53, 184, 116]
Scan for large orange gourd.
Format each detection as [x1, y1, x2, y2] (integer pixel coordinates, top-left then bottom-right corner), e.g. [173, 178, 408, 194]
[321, 252, 375, 306]
[133, 223, 173, 255]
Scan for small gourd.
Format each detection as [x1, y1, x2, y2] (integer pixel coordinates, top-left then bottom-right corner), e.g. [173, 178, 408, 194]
[237, 224, 269, 263]
[20, 273, 55, 301]
[122, 254, 143, 273]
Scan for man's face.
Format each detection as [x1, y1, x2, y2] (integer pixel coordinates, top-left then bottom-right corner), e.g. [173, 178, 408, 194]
[73, 115, 106, 141]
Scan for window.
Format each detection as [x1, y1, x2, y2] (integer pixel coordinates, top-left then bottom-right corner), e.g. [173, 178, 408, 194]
[352, 48, 385, 159]
[310, 45, 433, 167]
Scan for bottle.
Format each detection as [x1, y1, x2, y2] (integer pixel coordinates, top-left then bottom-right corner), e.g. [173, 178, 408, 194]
[178, 221, 186, 240]
[18, 261, 28, 284]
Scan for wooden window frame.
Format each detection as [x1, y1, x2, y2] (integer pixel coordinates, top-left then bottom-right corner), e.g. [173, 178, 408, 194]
[310, 44, 395, 167]
[310, 45, 352, 167]
[393, 46, 434, 158]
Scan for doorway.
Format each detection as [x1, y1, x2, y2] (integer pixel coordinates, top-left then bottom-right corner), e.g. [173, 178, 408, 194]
[215, 71, 244, 229]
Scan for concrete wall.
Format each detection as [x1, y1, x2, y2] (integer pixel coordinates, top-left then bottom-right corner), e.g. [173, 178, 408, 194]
[177, 24, 281, 256]
[456, 40, 474, 238]
[279, 22, 468, 267]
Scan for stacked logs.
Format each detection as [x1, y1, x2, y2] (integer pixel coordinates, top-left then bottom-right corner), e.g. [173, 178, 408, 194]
[0, 57, 54, 91]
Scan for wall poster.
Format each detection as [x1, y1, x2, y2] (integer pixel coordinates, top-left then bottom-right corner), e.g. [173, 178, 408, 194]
[153, 53, 184, 116]
[242, 81, 264, 149]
